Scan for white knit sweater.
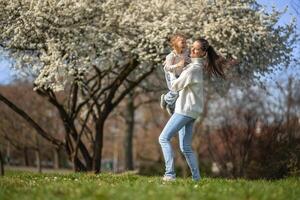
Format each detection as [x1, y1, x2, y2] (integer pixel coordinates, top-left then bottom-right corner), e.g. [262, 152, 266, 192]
[171, 57, 205, 119]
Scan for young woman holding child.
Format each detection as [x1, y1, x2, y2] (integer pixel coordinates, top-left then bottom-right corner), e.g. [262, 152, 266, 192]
[159, 35, 226, 181]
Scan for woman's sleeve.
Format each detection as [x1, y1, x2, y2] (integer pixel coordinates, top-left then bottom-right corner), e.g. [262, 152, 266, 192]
[171, 67, 201, 92]
[171, 71, 191, 92]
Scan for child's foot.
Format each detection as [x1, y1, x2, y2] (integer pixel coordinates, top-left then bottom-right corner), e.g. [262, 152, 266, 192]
[160, 94, 167, 109]
[166, 105, 173, 116]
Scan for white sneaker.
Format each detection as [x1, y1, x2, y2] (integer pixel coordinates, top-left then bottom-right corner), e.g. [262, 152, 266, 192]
[162, 176, 176, 181]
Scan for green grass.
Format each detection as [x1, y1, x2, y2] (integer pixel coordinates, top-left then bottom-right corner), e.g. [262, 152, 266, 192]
[0, 171, 300, 200]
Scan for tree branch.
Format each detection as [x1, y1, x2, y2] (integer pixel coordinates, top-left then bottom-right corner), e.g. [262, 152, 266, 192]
[0, 93, 63, 147]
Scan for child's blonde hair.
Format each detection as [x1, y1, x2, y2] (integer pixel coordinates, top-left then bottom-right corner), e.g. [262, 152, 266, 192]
[170, 33, 186, 53]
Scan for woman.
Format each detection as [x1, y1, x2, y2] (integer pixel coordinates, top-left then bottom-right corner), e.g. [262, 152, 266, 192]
[159, 38, 225, 181]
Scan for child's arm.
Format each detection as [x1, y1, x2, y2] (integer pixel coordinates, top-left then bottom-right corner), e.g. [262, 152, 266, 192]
[164, 55, 185, 72]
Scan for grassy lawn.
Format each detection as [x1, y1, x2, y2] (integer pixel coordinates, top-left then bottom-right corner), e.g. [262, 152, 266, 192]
[0, 171, 300, 200]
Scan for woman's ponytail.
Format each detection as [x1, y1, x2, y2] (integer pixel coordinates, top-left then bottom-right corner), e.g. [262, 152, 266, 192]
[196, 38, 226, 79]
[206, 45, 226, 79]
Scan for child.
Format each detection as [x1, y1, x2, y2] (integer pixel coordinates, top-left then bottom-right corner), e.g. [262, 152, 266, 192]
[161, 33, 191, 115]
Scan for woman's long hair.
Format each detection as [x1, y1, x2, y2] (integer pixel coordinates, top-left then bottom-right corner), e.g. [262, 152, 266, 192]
[195, 38, 226, 79]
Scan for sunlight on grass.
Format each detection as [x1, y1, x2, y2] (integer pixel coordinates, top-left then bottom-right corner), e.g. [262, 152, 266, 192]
[0, 171, 299, 200]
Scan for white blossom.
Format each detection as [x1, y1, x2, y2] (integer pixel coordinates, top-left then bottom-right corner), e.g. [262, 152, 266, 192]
[0, 0, 296, 91]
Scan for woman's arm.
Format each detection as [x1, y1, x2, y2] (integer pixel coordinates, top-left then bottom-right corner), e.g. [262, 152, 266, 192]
[171, 66, 201, 92]
[171, 70, 191, 92]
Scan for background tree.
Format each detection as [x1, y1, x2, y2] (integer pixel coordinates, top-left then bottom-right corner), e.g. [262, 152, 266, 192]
[0, 146, 4, 176]
[197, 77, 300, 178]
[0, 83, 65, 171]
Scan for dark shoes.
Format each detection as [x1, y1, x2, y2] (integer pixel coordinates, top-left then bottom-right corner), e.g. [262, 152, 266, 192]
[160, 94, 173, 116]
[160, 94, 167, 109]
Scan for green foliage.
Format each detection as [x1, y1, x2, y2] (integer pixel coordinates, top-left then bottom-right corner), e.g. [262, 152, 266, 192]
[0, 171, 299, 200]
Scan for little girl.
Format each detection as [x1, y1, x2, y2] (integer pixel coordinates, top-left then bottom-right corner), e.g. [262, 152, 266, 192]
[161, 33, 191, 115]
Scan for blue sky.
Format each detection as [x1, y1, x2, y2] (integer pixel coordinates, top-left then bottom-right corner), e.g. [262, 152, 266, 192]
[256, 0, 300, 84]
[0, 0, 299, 85]
[0, 59, 13, 84]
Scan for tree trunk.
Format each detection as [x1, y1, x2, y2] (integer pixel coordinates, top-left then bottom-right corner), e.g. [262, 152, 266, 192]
[35, 150, 42, 173]
[23, 147, 29, 166]
[35, 135, 42, 173]
[6, 143, 10, 166]
[113, 132, 119, 173]
[124, 92, 135, 170]
[93, 120, 105, 173]
[53, 148, 60, 169]
[286, 78, 293, 142]
[0, 149, 4, 176]
[36, 88, 92, 172]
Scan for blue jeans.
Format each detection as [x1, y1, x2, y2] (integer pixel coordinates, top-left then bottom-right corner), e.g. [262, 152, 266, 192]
[158, 113, 200, 180]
